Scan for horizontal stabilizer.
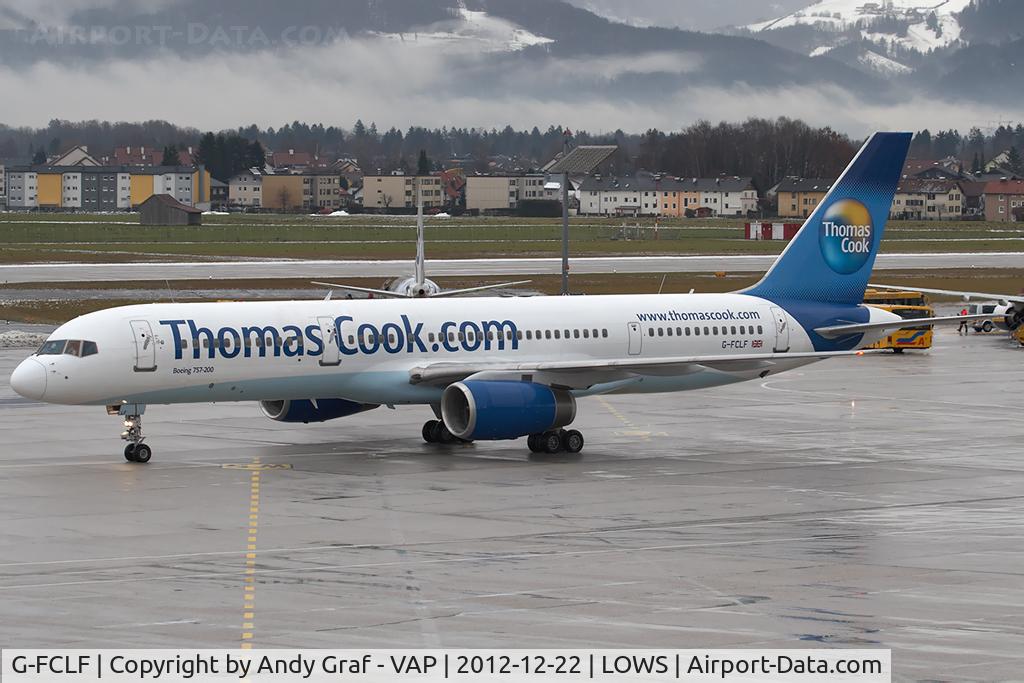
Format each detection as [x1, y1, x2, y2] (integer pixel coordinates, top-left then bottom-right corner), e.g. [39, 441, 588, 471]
[429, 281, 533, 298]
[311, 281, 411, 299]
[869, 283, 1024, 306]
[313, 280, 533, 299]
[815, 314, 993, 339]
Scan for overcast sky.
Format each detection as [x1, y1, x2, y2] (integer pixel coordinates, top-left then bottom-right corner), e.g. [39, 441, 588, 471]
[0, 0, 1008, 137]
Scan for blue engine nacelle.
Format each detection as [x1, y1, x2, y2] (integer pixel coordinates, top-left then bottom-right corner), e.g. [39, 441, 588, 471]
[260, 399, 378, 424]
[441, 380, 576, 441]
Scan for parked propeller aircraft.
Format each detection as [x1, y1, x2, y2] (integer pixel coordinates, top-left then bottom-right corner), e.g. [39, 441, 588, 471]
[10, 132, 986, 464]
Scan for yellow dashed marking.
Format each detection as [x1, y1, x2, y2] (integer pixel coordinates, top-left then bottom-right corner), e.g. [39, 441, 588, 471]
[597, 397, 641, 430]
[236, 458, 276, 648]
[222, 463, 292, 470]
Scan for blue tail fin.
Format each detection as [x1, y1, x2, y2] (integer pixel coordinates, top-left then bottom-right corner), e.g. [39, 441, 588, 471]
[742, 132, 911, 305]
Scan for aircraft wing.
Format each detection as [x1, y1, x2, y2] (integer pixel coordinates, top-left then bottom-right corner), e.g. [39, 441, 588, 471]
[311, 281, 410, 299]
[409, 349, 874, 389]
[815, 313, 994, 339]
[429, 281, 533, 298]
[869, 283, 1024, 305]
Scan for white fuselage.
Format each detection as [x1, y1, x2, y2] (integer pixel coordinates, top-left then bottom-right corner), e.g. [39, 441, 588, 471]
[15, 293, 869, 408]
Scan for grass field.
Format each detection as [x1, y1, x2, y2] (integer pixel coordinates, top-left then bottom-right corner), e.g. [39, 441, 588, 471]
[1, 212, 1023, 262]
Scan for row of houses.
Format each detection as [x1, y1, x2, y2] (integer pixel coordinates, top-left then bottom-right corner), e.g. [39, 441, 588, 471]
[774, 175, 1024, 222]
[456, 173, 758, 218]
[4, 165, 211, 210]
[3, 142, 1023, 222]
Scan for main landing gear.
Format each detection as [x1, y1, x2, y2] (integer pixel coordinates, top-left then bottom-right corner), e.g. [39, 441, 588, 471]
[110, 404, 151, 463]
[527, 429, 584, 455]
[422, 420, 467, 445]
[421, 420, 584, 454]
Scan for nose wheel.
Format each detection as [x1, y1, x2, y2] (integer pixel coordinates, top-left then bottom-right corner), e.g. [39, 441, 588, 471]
[119, 411, 152, 463]
[124, 442, 152, 463]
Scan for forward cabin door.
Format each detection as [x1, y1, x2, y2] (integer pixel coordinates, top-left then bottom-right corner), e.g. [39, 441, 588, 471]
[130, 320, 157, 372]
[770, 306, 790, 353]
[318, 316, 341, 366]
[627, 322, 643, 356]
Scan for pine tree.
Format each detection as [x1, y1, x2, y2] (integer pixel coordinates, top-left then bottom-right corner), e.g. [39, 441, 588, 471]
[417, 149, 431, 175]
[161, 144, 181, 166]
[972, 152, 981, 174]
[32, 148, 47, 165]
[1008, 147, 1023, 175]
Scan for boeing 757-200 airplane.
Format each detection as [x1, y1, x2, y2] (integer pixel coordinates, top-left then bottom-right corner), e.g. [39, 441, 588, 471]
[9, 132, 977, 463]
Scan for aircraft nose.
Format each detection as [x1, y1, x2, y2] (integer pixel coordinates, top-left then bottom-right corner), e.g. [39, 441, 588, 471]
[10, 358, 47, 400]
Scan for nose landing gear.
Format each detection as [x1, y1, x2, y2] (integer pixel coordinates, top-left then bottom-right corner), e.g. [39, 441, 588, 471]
[109, 404, 151, 463]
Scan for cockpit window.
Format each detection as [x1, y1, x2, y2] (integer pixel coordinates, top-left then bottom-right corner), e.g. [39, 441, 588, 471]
[36, 339, 99, 357]
[37, 340, 67, 355]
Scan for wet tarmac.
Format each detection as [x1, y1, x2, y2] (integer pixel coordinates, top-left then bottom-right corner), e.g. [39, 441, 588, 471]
[0, 329, 1022, 681]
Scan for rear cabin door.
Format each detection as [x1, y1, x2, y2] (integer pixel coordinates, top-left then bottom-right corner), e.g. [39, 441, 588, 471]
[770, 306, 790, 353]
[130, 320, 157, 372]
[318, 316, 341, 366]
[627, 322, 643, 356]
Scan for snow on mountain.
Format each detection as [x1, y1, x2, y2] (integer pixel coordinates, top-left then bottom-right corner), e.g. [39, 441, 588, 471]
[857, 48, 914, 74]
[370, 8, 553, 53]
[748, 0, 973, 56]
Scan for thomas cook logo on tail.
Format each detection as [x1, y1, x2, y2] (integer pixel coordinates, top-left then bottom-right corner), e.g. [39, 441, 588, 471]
[819, 199, 873, 274]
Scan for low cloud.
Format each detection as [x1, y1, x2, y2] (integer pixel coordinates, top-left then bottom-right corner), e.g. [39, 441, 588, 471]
[0, 0, 179, 28]
[0, 36, 1004, 138]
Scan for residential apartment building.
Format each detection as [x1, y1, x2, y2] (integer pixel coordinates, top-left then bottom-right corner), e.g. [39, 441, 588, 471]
[229, 169, 264, 208]
[309, 172, 346, 210]
[773, 178, 834, 218]
[5, 165, 210, 209]
[578, 176, 647, 216]
[5, 169, 37, 208]
[890, 179, 964, 220]
[983, 178, 1024, 222]
[465, 174, 552, 212]
[363, 175, 445, 210]
[261, 175, 309, 211]
[467, 176, 518, 212]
